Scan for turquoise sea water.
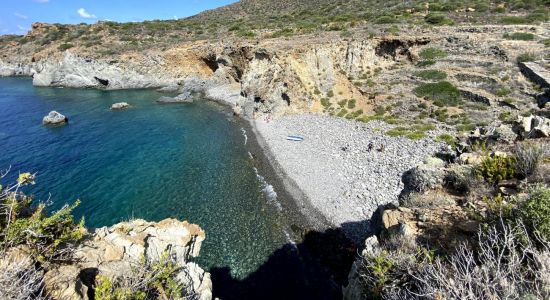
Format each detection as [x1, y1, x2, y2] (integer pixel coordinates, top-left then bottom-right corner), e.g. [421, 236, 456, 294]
[0, 77, 288, 280]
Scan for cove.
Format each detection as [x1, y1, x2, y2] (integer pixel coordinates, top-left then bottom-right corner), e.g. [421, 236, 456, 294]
[0, 77, 289, 278]
[0, 77, 356, 299]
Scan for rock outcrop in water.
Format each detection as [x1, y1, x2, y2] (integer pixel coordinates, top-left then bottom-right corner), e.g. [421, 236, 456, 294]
[44, 218, 212, 300]
[110, 102, 130, 110]
[42, 111, 68, 125]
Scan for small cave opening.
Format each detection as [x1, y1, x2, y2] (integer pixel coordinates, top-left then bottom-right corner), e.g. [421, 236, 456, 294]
[202, 54, 219, 72]
[282, 93, 290, 106]
[94, 76, 109, 86]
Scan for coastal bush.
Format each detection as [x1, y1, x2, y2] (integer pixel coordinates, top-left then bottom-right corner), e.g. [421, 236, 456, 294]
[413, 70, 447, 81]
[500, 16, 530, 24]
[94, 252, 195, 300]
[320, 98, 331, 108]
[520, 185, 550, 240]
[515, 142, 547, 178]
[58, 43, 75, 51]
[0, 172, 85, 261]
[357, 221, 550, 299]
[435, 133, 456, 148]
[541, 38, 550, 47]
[347, 99, 356, 109]
[374, 16, 396, 24]
[337, 109, 348, 117]
[386, 127, 427, 140]
[418, 48, 447, 60]
[517, 52, 536, 63]
[424, 13, 452, 25]
[503, 32, 535, 41]
[414, 81, 462, 107]
[475, 155, 517, 184]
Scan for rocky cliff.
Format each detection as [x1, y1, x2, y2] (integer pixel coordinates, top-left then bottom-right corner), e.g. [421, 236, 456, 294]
[3, 218, 212, 300]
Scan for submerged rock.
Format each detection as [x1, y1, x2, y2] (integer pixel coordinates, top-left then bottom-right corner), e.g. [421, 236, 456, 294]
[110, 102, 130, 110]
[42, 111, 68, 125]
[157, 92, 194, 104]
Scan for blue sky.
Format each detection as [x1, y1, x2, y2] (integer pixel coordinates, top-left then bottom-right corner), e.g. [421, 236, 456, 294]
[0, 0, 238, 35]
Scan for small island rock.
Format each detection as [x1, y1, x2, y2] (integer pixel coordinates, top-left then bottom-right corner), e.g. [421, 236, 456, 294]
[111, 102, 130, 110]
[157, 91, 194, 104]
[42, 111, 68, 125]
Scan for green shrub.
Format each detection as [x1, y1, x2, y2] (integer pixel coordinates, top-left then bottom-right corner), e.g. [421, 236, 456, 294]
[347, 99, 356, 109]
[517, 52, 536, 63]
[375, 16, 395, 24]
[475, 155, 517, 184]
[413, 70, 447, 81]
[321, 98, 331, 108]
[436, 133, 456, 147]
[0, 173, 85, 261]
[500, 16, 530, 24]
[337, 99, 347, 108]
[541, 39, 550, 47]
[419, 48, 447, 60]
[327, 90, 334, 98]
[386, 127, 427, 140]
[503, 32, 535, 41]
[337, 109, 348, 117]
[414, 81, 462, 107]
[520, 185, 550, 239]
[58, 43, 75, 51]
[424, 13, 452, 25]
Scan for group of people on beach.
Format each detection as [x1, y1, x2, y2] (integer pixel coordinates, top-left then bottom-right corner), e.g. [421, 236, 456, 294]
[367, 142, 384, 152]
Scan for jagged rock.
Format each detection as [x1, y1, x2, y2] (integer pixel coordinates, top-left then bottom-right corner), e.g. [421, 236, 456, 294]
[44, 265, 88, 300]
[42, 111, 68, 125]
[513, 115, 550, 138]
[519, 61, 550, 89]
[45, 219, 212, 300]
[110, 102, 129, 110]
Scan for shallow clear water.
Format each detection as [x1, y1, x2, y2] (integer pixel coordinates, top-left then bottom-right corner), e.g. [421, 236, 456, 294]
[0, 77, 288, 279]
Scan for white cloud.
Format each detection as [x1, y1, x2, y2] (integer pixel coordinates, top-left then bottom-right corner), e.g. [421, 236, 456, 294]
[34, 0, 50, 3]
[14, 12, 28, 19]
[77, 8, 96, 19]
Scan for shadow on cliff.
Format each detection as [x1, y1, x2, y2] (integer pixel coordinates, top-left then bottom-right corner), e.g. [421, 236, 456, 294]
[210, 218, 376, 300]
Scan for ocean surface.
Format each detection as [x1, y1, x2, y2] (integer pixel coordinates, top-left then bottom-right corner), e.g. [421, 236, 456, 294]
[0, 77, 288, 280]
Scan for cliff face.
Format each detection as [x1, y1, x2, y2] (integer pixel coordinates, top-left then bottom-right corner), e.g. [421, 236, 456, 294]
[0, 35, 428, 119]
[43, 218, 212, 300]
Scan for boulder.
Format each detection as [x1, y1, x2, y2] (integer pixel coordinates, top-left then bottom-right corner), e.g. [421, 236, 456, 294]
[402, 159, 446, 192]
[157, 91, 194, 104]
[110, 102, 130, 110]
[42, 111, 68, 125]
[45, 219, 212, 300]
[513, 115, 550, 138]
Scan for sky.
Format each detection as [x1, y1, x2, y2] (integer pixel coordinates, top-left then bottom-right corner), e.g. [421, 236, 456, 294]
[0, 0, 238, 35]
